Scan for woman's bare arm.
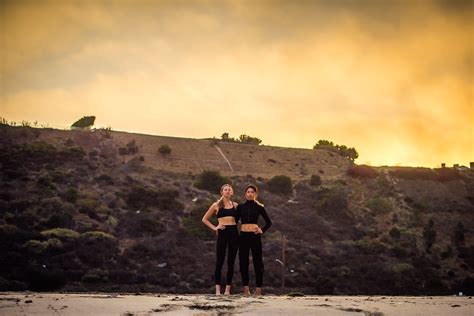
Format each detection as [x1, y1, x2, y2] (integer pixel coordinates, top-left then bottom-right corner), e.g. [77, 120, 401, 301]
[202, 202, 224, 232]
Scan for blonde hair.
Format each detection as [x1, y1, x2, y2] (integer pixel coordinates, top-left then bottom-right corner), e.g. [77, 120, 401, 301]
[217, 184, 234, 209]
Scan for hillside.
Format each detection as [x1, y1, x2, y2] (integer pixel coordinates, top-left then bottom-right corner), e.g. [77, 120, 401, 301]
[0, 125, 473, 295]
[18, 127, 350, 180]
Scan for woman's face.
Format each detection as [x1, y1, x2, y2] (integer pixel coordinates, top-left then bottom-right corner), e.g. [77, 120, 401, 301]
[221, 185, 233, 197]
[245, 188, 256, 200]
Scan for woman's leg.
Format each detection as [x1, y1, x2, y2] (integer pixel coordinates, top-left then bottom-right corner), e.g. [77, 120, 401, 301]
[225, 226, 239, 294]
[215, 230, 227, 295]
[251, 234, 264, 294]
[239, 232, 251, 294]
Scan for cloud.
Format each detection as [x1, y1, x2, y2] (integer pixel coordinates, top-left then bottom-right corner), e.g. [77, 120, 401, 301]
[1, 0, 472, 167]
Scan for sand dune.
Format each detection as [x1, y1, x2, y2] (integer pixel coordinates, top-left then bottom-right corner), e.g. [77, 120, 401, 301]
[0, 292, 472, 315]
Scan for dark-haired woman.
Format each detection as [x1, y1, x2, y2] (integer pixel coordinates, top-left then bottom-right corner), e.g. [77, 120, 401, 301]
[236, 184, 272, 295]
[202, 184, 239, 295]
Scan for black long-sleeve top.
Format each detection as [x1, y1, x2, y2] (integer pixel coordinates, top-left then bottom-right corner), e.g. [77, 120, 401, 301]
[236, 200, 272, 233]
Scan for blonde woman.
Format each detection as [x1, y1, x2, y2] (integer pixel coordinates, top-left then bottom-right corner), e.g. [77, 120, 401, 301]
[202, 184, 239, 295]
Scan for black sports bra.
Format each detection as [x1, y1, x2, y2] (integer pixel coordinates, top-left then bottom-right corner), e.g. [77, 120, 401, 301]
[217, 205, 237, 218]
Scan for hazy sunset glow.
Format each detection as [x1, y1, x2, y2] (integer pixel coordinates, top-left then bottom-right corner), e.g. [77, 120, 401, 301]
[1, 0, 472, 167]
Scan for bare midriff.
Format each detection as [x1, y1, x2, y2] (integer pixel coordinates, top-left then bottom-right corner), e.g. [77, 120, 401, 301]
[240, 223, 259, 232]
[218, 216, 237, 226]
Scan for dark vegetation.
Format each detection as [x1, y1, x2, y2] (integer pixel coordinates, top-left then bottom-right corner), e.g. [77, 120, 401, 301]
[216, 132, 263, 145]
[158, 144, 172, 156]
[314, 139, 358, 162]
[71, 116, 96, 129]
[0, 124, 473, 295]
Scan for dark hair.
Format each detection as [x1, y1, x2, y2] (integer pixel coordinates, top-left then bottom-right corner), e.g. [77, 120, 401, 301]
[244, 184, 258, 194]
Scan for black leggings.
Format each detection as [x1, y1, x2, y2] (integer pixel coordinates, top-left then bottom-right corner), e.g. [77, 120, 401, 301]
[215, 225, 239, 286]
[239, 232, 264, 287]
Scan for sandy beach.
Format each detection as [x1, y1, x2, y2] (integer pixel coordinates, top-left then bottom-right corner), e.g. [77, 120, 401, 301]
[0, 292, 472, 316]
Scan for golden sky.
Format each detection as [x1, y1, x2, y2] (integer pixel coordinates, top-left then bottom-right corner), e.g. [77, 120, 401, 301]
[1, 0, 473, 167]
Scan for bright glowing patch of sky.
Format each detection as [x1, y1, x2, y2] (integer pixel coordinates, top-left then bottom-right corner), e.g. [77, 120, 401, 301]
[1, 0, 473, 167]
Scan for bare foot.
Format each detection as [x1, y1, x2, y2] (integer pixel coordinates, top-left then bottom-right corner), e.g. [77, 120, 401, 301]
[255, 288, 262, 296]
[224, 285, 231, 295]
[243, 286, 250, 295]
[215, 285, 221, 295]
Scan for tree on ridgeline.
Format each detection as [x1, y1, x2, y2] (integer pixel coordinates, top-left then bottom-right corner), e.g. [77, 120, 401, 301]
[313, 139, 359, 162]
[221, 132, 234, 142]
[238, 134, 262, 145]
[71, 116, 96, 129]
[218, 132, 262, 145]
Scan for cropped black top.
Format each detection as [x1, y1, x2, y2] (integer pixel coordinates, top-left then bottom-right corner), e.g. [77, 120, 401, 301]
[217, 205, 237, 218]
[236, 200, 272, 233]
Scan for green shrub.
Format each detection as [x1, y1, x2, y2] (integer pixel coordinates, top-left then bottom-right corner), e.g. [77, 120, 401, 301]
[391, 263, 415, 274]
[367, 198, 393, 214]
[63, 188, 78, 203]
[80, 231, 116, 241]
[182, 202, 215, 240]
[389, 167, 437, 180]
[126, 139, 138, 154]
[37, 176, 56, 190]
[374, 175, 393, 196]
[76, 232, 119, 266]
[436, 168, 461, 182]
[314, 275, 336, 294]
[95, 174, 114, 185]
[106, 216, 118, 228]
[77, 197, 99, 212]
[125, 186, 182, 211]
[194, 170, 229, 193]
[389, 227, 401, 240]
[138, 217, 164, 236]
[118, 139, 139, 155]
[354, 238, 387, 254]
[46, 238, 63, 249]
[319, 186, 349, 216]
[63, 146, 86, 159]
[391, 244, 409, 258]
[41, 228, 80, 240]
[347, 165, 378, 178]
[51, 170, 71, 184]
[454, 222, 466, 247]
[65, 138, 74, 146]
[0, 224, 18, 235]
[310, 175, 321, 186]
[267, 175, 292, 194]
[81, 268, 109, 283]
[423, 219, 436, 252]
[119, 211, 164, 238]
[23, 141, 57, 154]
[23, 240, 48, 254]
[96, 205, 111, 215]
[158, 144, 172, 155]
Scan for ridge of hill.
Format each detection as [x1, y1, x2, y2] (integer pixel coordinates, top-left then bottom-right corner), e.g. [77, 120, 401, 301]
[4, 126, 350, 180]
